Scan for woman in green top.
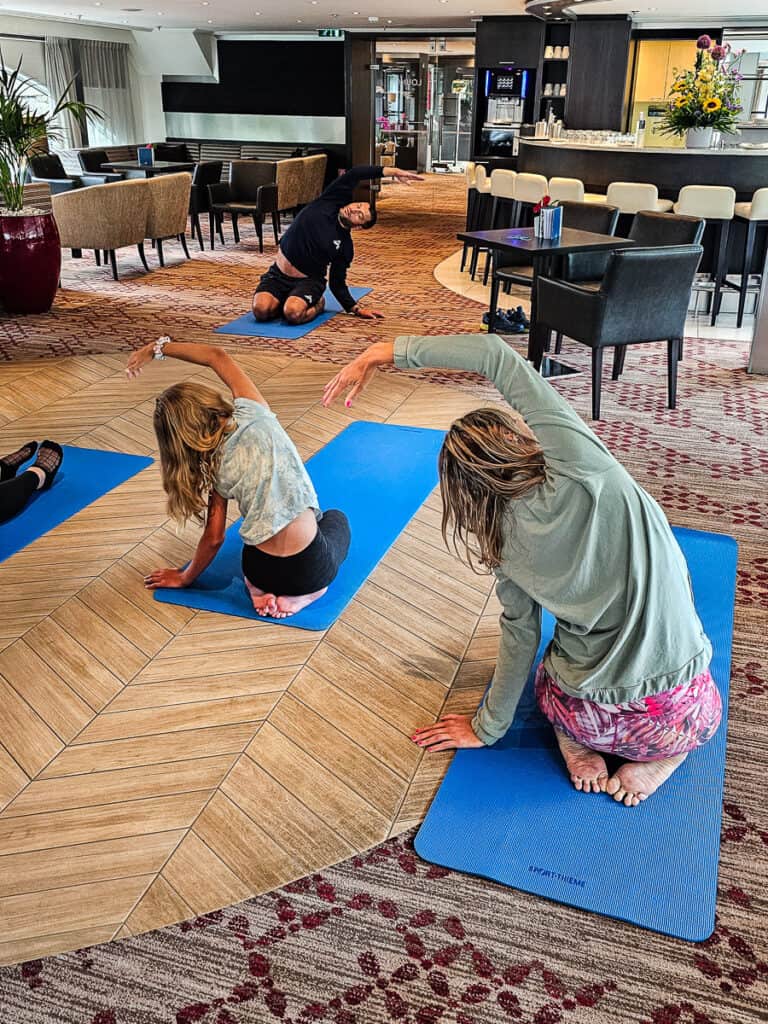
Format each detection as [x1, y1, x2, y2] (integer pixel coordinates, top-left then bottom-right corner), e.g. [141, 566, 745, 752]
[323, 333, 721, 807]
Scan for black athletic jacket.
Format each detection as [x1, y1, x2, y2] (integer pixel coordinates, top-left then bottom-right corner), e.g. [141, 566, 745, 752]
[279, 164, 384, 311]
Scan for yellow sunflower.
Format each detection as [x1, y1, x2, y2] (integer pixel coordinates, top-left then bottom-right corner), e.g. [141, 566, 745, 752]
[703, 96, 722, 112]
[675, 96, 689, 108]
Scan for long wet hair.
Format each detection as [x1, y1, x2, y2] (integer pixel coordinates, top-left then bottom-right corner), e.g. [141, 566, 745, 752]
[439, 408, 547, 572]
[153, 381, 234, 525]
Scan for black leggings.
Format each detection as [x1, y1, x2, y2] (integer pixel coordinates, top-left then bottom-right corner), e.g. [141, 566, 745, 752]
[0, 471, 38, 525]
[242, 509, 351, 596]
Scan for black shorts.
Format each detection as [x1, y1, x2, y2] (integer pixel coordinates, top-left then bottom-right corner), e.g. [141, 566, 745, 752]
[254, 264, 326, 310]
[241, 509, 351, 596]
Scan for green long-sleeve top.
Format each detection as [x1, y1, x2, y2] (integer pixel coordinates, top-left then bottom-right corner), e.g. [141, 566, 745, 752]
[393, 333, 712, 746]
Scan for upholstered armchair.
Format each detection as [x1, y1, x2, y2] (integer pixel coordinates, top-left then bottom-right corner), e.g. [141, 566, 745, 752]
[152, 142, 191, 162]
[534, 245, 703, 419]
[208, 160, 278, 251]
[189, 161, 223, 251]
[77, 149, 124, 183]
[145, 172, 193, 265]
[275, 154, 327, 214]
[28, 154, 111, 193]
[52, 179, 151, 280]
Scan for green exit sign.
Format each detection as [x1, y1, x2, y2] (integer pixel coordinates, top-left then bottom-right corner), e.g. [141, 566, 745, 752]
[318, 28, 344, 38]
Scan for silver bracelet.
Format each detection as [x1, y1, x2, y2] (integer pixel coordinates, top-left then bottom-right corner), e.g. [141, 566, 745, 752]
[153, 336, 171, 360]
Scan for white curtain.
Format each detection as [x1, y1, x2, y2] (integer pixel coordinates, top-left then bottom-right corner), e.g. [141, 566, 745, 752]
[79, 40, 137, 146]
[43, 36, 84, 149]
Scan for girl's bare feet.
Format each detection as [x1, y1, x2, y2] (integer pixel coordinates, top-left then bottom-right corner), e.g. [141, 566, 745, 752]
[606, 753, 688, 807]
[273, 587, 328, 619]
[554, 728, 609, 794]
[243, 577, 277, 617]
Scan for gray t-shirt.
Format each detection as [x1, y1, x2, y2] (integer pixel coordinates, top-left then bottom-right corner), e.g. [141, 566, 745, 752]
[393, 333, 712, 746]
[215, 398, 319, 547]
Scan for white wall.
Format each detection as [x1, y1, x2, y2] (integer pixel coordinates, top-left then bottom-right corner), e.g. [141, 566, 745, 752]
[0, 14, 165, 141]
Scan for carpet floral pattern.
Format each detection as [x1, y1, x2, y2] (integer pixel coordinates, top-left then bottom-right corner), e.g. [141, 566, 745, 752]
[0, 175, 767, 1023]
[1, 829, 765, 1024]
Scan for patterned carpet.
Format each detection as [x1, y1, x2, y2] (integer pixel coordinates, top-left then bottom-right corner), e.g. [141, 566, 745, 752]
[0, 175, 767, 1023]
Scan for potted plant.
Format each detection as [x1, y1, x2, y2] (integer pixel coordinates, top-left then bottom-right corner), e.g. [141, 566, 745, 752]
[0, 55, 98, 314]
[659, 36, 744, 149]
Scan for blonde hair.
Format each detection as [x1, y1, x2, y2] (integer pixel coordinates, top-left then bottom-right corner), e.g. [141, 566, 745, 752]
[153, 381, 234, 525]
[438, 408, 547, 572]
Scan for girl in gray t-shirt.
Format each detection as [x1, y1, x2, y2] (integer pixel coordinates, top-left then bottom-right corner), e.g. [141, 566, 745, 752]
[126, 338, 349, 619]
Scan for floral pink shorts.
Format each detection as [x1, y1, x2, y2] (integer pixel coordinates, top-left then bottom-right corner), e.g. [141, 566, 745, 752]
[535, 664, 722, 762]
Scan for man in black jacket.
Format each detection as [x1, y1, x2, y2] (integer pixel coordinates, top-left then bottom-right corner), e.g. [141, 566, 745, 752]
[252, 164, 421, 325]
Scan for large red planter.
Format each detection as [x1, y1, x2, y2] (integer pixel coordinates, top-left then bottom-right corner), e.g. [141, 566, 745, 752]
[0, 210, 61, 314]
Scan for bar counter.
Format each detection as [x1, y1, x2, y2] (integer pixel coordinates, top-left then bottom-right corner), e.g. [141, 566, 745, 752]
[518, 139, 768, 201]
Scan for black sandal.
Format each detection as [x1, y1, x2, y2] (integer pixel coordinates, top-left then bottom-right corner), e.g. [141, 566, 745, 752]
[0, 441, 37, 482]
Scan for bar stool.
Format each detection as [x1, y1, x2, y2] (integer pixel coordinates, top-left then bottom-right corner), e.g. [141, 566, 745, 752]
[548, 177, 584, 203]
[511, 172, 548, 227]
[467, 165, 493, 279]
[674, 185, 736, 325]
[489, 169, 517, 228]
[585, 182, 673, 214]
[460, 162, 478, 272]
[732, 187, 768, 327]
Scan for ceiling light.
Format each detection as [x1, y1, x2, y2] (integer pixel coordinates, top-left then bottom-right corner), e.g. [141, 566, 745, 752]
[297, 17, 303, 21]
[202, 1, 209, 5]
[94, 2, 102, 6]
[207, 18, 212, 22]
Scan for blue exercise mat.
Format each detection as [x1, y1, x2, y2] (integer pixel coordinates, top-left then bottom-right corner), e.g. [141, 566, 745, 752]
[214, 287, 372, 340]
[0, 445, 153, 563]
[153, 421, 444, 630]
[415, 527, 737, 942]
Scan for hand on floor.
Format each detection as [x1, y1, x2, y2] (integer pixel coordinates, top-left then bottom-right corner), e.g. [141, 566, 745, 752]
[411, 714, 485, 752]
[144, 567, 188, 589]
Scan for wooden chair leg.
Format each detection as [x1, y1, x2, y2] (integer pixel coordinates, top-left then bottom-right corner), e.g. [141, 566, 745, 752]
[460, 241, 470, 273]
[209, 210, 216, 250]
[157, 238, 164, 267]
[737, 220, 756, 328]
[109, 249, 118, 281]
[137, 243, 150, 272]
[529, 323, 548, 370]
[94, 249, 101, 266]
[591, 348, 604, 420]
[271, 211, 280, 240]
[72, 248, 82, 259]
[678, 338, 684, 361]
[667, 338, 680, 409]
[192, 212, 204, 251]
[612, 344, 627, 379]
[217, 214, 225, 245]
[554, 332, 563, 354]
[179, 233, 190, 259]
[231, 213, 240, 244]
[482, 250, 492, 286]
[490, 197, 499, 230]
[469, 244, 480, 280]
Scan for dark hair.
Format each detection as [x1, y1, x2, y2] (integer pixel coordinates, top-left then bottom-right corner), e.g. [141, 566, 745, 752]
[362, 206, 378, 230]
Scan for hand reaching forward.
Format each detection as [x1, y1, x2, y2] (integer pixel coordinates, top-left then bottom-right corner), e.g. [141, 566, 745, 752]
[323, 355, 377, 408]
[411, 714, 485, 753]
[125, 341, 157, 378]
[144, 567, 188, 589]
[387, 169, 424, 185]
[353, 307, 384, 320]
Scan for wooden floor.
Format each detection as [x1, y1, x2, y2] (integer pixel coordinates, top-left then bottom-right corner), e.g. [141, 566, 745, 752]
[0, 350, 503, 966]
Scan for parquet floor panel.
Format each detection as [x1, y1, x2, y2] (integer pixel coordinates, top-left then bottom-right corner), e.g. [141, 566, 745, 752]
[0, 349, 493, 964]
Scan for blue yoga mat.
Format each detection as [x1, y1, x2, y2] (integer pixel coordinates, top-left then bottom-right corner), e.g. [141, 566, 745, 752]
[214, 287, 372, 340]
[0, 445, 153, 563]
[415, 527, 737, 942]
[154, 421, 444, 630]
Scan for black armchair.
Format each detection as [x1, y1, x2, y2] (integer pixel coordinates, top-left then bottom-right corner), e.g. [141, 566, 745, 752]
[153, 142, 190, 162]
[534, 245, 703, 419]
[28, 154, 112, 192]
[77, 149, 124, 182]
[208, 161, 279, 252]
[189, 161, 223, 251]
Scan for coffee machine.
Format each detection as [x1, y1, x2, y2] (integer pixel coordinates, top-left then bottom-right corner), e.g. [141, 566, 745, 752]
[477, 67, 534, 157]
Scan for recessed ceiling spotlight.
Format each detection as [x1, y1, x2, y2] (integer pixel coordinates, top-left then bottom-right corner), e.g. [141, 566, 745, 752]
[207, 18, 212, 22]
[297, 17, 303, 21]
[352, 9, 359, 13]
[94, 2, 102, 6]
[387, 18, 393, 22]
[202, 1, 209, 5]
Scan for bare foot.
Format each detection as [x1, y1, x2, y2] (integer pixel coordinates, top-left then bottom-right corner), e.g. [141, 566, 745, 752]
[554, 728, 609, 794]
[273, 587, 328, 619]
[243, 577, 277, 617]
[606, 752, 688, 807]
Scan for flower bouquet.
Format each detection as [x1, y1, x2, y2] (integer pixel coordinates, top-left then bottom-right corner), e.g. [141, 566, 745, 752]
[533, 195, 562, 240]
[659, 36, 744, 147]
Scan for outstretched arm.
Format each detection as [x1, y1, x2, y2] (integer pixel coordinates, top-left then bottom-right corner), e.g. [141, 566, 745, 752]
[126, 339, 267, 406]
[144, 490, 228, 589]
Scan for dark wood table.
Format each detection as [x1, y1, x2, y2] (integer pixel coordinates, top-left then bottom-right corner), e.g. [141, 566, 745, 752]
[101, 160, 195, 177]
[457, 226, 634, 377]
